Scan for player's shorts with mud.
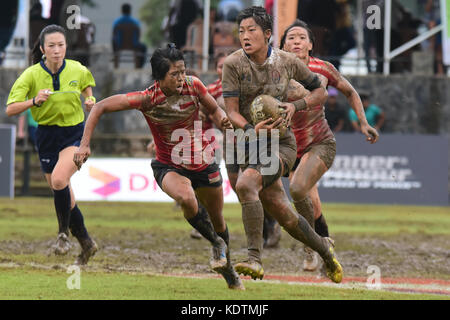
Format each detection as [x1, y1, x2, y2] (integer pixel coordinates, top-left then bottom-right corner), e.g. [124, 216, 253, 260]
[292, 138, 337, 171]
[223, 132, 240, 174]
[151, 159, 223, 190]
[239, 129, 297, 189]
[35, 122, 84, 173]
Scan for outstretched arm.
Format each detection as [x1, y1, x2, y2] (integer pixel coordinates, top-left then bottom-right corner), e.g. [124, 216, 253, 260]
[332, 65, 379, 143]
[73, 94, 131, 169]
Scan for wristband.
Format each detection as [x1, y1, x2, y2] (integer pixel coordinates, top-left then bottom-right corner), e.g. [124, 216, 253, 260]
[32, 97, 41, 107]
[293, 98, 307, 112]
[85, 96, 96, 103]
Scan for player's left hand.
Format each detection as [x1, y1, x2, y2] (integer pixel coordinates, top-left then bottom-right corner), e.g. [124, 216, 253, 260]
[73, 146, 91, 170]
[361, 123, 379, 144]
[220, 117, 233, 131]
[279, 102, 296, 127]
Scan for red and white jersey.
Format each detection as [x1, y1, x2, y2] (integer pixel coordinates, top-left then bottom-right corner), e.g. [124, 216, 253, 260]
[126, 76, 214, 171]
[290, 56, 338, 159]
[206, 78, 223, 100]
[202, 78, 223, 133]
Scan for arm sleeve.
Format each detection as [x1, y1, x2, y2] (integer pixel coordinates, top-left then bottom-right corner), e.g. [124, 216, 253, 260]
[222, 59, 240, 98]
[7, 69, 33, 105]
[126, 90, 148, 110]
[81, 66, 96, 91]
[292, 58, 321, 91]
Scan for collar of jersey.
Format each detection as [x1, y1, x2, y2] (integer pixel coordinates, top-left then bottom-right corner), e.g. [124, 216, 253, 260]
[40, 59, 66, 91]
[244, 45, 272, 60]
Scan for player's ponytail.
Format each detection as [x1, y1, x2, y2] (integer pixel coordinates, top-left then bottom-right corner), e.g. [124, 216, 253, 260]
[31, 24, 67, 64]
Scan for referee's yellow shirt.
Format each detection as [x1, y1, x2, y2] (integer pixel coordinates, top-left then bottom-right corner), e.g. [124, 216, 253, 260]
[7, 59, 96, 127]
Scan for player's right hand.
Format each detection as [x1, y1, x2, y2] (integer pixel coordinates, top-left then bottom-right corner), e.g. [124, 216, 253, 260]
[361, 123, 379, 144]
[35, 89, 52, 105]
[255, 117, 284, 136]
[73, 146, 91, 170]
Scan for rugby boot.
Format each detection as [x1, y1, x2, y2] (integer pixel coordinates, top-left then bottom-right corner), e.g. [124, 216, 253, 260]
[234, 260, 264, 280]
[321, 237, 343, 283]
[54, 232, 72, 256]
[217, 264, 245, 290]
[74, 237, 98, 266]
[210, 237, 228, 272]
[303, 246, 319, 272]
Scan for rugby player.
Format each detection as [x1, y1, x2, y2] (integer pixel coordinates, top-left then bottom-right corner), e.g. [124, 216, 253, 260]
[280, 20, 379, 271]
[73, 44, 244, 290]
[222, 6, 343, 283]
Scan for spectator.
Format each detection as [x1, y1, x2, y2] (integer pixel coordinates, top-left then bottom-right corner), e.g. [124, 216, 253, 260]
[324, 87, 347, 133]
[349, 91, 385, 132]
[18, 109, 38, 150]
[297, 0, 338, 57]
[328, 0, 355, 70]
[112, 3, 147, 69]
[166, 0, 201, 49]
[29, 2, 49, 50]
[217, 0, 244, 22]
[0, 0, 18, 65]
[424, 0, 445, 75]
[67, 15, 95, 67]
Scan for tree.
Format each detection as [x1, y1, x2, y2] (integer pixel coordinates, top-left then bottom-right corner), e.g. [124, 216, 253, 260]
[139, 0, 171, 48]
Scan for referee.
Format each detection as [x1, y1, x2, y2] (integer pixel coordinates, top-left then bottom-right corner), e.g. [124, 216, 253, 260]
[6, 25, 97, 265]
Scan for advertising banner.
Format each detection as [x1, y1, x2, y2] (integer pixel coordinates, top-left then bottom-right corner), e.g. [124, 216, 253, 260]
[317, 133, 448, 206]
[71, 159, 239, 203]
[71, 134, 448, 206]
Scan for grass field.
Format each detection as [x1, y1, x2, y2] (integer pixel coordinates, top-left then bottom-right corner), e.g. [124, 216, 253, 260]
[0, 197, 449, 300]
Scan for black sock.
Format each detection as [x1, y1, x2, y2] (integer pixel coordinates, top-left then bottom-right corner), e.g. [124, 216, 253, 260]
[187, 205, 221, 246]
[315, 214, 329, 237]
[53, 186, 71, 235]
[217, 225, 229, 246]
[69, 205, 90, 240]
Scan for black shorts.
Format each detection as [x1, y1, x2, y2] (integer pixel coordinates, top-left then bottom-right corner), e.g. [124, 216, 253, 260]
[35, 122, 84, 173]
[151, 159, 223, 190]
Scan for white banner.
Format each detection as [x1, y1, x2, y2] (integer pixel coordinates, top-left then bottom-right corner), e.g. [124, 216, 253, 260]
[442, 0, 450, 65]
[71, 158, 239, 203]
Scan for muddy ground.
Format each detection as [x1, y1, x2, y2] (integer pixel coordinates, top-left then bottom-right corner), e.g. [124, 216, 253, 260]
[1, 230, 449, 280]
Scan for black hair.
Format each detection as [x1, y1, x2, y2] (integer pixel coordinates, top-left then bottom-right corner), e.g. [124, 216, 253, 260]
[279, 19, 315, 55]
[31, 24, 66, 64]
[236, 6, 273, 33]
[122, 3, 131, 15]
[150, 43, 185, 81]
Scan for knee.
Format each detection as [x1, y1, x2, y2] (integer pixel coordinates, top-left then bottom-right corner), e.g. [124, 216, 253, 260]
[51, 176, 69, 190]
[289, 182, 308, 201]
[235, 179, 258, 201]
[175, 190, 197, 209]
